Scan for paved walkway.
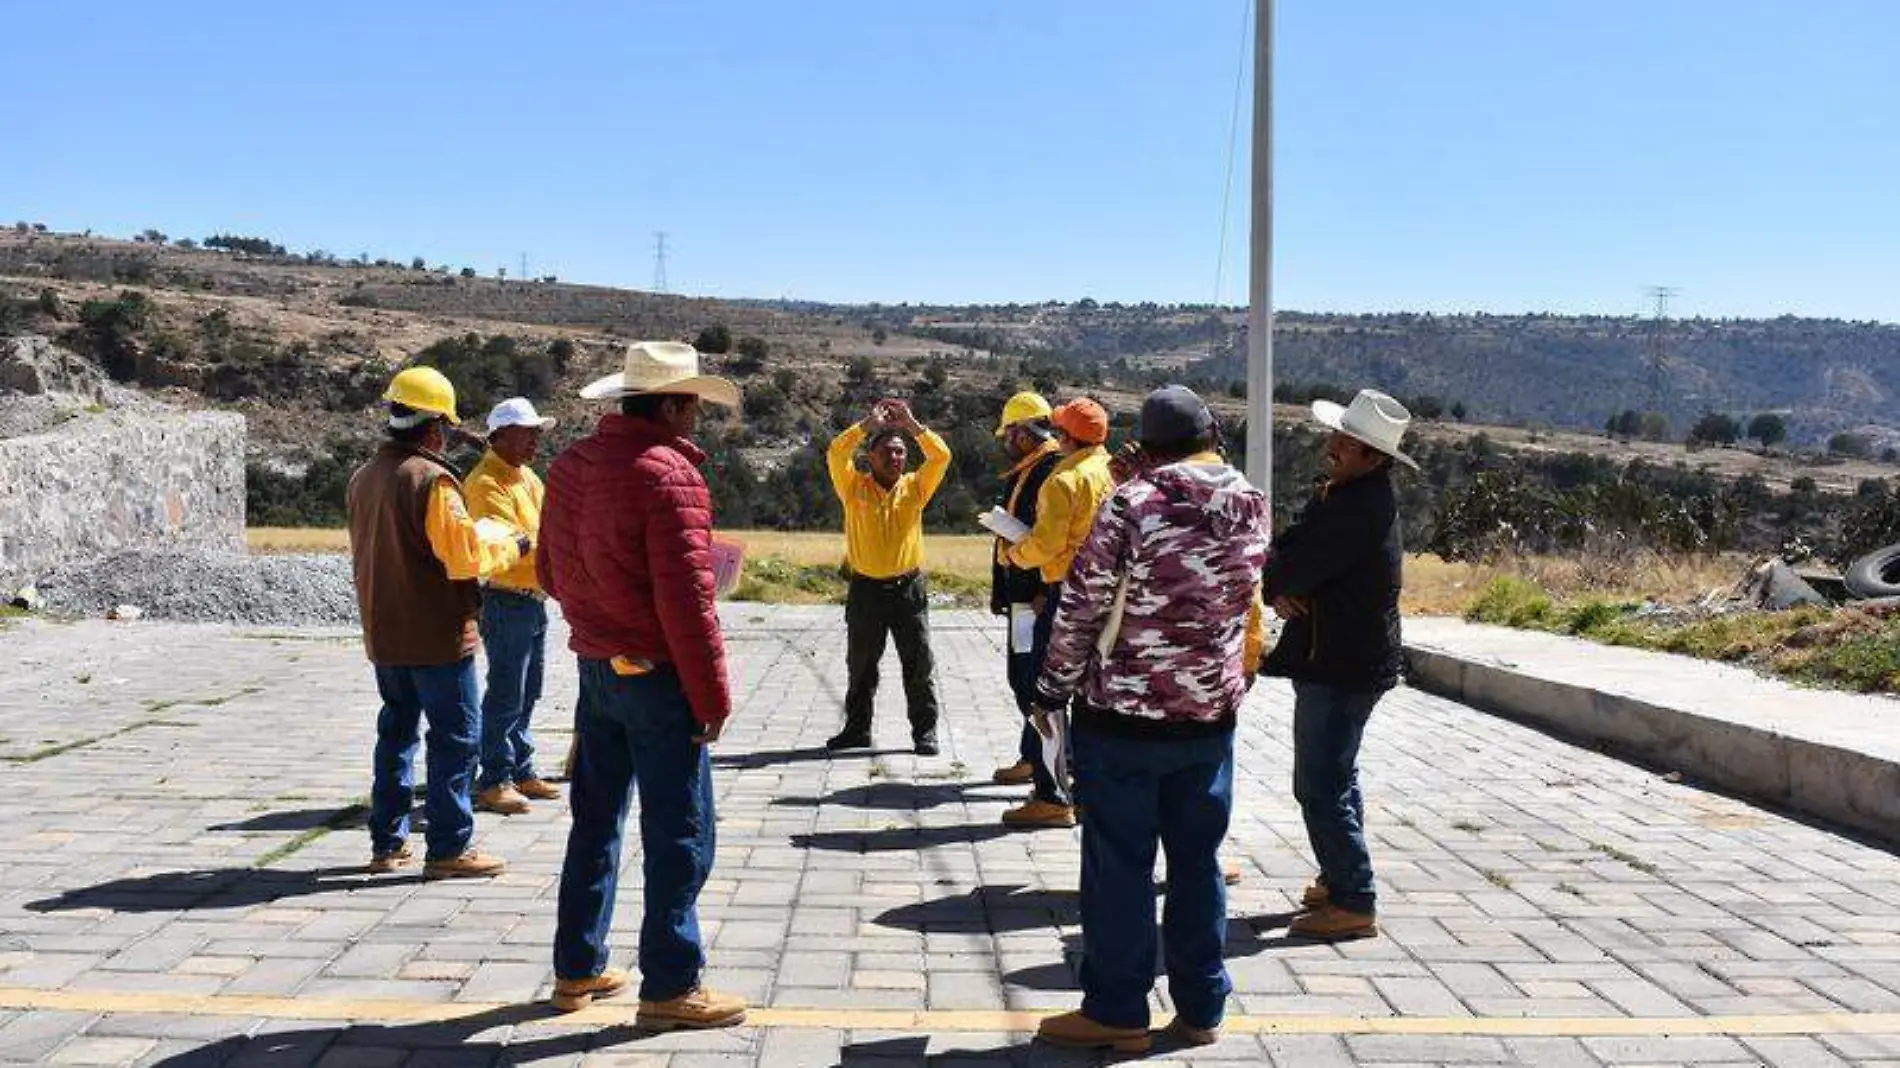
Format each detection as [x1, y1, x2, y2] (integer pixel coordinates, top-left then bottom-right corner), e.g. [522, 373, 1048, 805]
[2, 606, 1899, 1066]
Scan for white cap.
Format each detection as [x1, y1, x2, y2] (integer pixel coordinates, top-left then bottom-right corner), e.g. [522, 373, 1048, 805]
[486, 397, 556, 434]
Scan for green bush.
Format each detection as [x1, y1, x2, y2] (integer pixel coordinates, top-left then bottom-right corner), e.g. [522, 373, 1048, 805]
[1464, 575, 1553, 628]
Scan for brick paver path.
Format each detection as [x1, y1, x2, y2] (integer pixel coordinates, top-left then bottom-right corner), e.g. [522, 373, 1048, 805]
[2, 606, 1898, 1065]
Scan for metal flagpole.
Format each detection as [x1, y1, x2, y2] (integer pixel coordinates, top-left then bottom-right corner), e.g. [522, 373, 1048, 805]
[1245, 0, 1274, 497]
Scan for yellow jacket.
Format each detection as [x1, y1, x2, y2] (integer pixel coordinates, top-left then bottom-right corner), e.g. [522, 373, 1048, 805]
[1007, 445, 1114, 583]
[424, 478, 521, 581]
[464, 449, 545, 594]
[827, 423, 952, 579]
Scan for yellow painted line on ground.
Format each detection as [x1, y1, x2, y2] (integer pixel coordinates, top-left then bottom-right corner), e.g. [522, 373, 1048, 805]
[1, 987, 1898, 1037]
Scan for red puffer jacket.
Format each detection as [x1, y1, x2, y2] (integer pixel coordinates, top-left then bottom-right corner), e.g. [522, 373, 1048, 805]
[538, 414, 730, 727]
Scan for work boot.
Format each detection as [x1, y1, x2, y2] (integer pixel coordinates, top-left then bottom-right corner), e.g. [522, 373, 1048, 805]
[475, 784, 531, 815]
[992, 760, 1035, 786]
[1035, 1010, 1151, 1053]
[1224, 860, 1245, 886]
[515, 777, 562, 801]
[825, 730, 871, 752]
[1288, 903, 1377, 941]
[422, 850, 507, 881]
[1002, 800, 1077, 829]
[1300, 876, 1330, 909]
[1166, 1016, 1221, 1047]
[913, 732, 940, 756]
[366, 844, 412, 874]
[636, 987, 749, 1031]
[550, 967, 631, 1013]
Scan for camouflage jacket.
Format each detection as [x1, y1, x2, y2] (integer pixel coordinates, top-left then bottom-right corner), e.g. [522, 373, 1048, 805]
[1035, 457, 1269, 732]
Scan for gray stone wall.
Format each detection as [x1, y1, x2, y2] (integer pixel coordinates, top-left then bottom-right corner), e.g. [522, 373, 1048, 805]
[0, 409, 246, 585]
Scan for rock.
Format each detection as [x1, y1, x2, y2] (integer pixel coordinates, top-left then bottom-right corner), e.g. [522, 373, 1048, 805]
[0, 335, 108, 403]
[1740, 558, 1828, 611]
[9, 585, 41, 611]
[106, 604, 143, 621]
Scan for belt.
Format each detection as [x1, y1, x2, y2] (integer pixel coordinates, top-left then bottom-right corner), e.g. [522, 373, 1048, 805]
[486, 585, 546, 602]
[851, 569, 921, 586]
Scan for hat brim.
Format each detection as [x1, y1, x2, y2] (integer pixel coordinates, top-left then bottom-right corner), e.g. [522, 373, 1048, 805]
[579, 373, 741, 408]
[1312, 400, 1419, 470]
[488, 416, 556, 433]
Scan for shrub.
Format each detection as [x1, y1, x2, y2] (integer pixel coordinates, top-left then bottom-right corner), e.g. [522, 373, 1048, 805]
[694, 324, 733, 354]
[1464, 575, 1553, 628]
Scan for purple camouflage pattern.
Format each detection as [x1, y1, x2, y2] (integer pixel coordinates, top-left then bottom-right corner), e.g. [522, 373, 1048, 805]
[1035, 459, 1269, 724]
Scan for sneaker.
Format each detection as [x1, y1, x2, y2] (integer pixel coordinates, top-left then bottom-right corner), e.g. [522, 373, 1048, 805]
[1002, 800, 1077, 829]
[1166, 1016, 1221, 1047]
[1035, 1010, 1151, 1053]
[1288, 903, 1377, 941]
[636, 986, 748, 1031]
[1300, 876, 1329, 909]
[515, 777, 562, 801]
[475, 784, 531, 815]
[422, 850, 507, 881]
[550, 967, 631, 1013]
[824, 731, 872, 752]
[992, 760, 1035, 786]
[913, 733, 940, 756]
[366, 844, 412, 874]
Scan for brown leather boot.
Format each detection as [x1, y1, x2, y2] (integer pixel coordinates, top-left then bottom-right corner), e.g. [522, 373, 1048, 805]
[1036, 1010, 1151, 1053]
[1289, 903, 1377, 941]
[992, 760, 1035, 786]
[515, 777, 562, 801]
[475, 783, 531, 815]
[421, 850, 507, 881]
[1002, 800, 1076, 829]
[366, 844, 412, 874]
[1300, 876, 1330, 908]
[636, 987, 748, 1031]
[550, 967, 630, 1012]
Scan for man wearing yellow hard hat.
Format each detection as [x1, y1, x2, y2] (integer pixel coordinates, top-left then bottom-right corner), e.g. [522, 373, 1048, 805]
[346, 366, 531, 882]
[989, 391, 1061, 788]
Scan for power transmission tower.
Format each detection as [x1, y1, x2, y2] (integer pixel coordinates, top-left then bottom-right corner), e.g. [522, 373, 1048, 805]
[1645, 285, 1678, 413]
[653, 232, 669, 293]
[520, 252, 529, 284]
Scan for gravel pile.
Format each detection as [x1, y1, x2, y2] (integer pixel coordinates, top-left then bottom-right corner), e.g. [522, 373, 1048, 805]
[33, 549, 359, 626]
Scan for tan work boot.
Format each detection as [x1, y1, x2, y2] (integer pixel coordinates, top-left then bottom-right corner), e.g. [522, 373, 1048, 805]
[1036, 1010, 1151, 1053]
[422, 850, 507, 881]
[1300, 877, 1330, 909]
[515, 777, 562, 801]
[1167, 1016, 1221, 1047]
[475, 783, 531, 815]
[1002, 800, 1077, 829]
[1288, 903, 1377, 941]
[1223, 861, 1244, 886]
[992, 760, 1035, 786]
[550, 967, 631, 1012]
[366, 844, 412, 874]
[636, 987, 748, 1031]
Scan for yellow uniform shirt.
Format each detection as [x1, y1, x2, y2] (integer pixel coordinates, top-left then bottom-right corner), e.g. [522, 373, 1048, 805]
[827, 423, 952, 580]
[1007, 444, 1115, 584]
[424, 477, 522, 581]
[464, 449, 546, 594]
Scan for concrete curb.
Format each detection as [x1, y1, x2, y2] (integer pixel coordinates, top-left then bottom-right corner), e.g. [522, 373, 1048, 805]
[1403, 643, 1900, 845]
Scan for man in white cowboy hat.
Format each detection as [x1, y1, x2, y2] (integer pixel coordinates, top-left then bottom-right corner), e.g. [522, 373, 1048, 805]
[1263, 387, 1417, 942]
[535, 341, 748, 1030]
[466, 397, 560, 817]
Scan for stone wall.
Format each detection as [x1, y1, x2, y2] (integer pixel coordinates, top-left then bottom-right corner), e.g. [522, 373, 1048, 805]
[0, 409, 246, 585]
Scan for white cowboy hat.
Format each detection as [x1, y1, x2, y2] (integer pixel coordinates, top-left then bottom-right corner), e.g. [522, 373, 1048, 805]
[578, 341, 741, 407]
[485, 396, 556, 433]
[1312, 388, 1419, 470]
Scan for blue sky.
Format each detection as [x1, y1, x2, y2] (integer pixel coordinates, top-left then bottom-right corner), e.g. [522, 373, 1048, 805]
[2, 1, 1896, 320]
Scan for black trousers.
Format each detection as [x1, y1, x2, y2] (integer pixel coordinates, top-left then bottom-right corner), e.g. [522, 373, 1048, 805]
[842, 571, 940, 740]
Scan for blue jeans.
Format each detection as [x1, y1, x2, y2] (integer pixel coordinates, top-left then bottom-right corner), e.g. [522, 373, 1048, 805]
[368, 659, 480, 862]
[554, 660, 716, 1001]
[1291, 680, 1381, 915]
[1072, 724, 1235, 1031]
[477, 591, 547, 790]
[1008, 590, 1062, 803]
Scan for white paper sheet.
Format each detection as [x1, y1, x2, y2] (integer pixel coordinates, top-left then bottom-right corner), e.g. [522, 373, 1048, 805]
[1009, 603, 1038, 652]
[1037, 708, 1072, 805]
[474, 517, 518, 544]
[978, 506, 1031, 544]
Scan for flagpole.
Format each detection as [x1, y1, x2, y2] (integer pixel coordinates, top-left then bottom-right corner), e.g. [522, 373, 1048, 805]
[1245, 0, 1274, 499]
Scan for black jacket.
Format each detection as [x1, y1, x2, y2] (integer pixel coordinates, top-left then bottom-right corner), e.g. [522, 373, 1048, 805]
[1261, 468, 1403, 691]
[989, 447, 1061, 614]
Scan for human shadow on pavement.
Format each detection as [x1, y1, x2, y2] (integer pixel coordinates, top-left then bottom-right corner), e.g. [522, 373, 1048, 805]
[1003, 918, 1297, 993]
[25, 864, 419, 914]
[846, 1032, 1185, 1065]
[790, 822, 1015, 854]
[140, 1004, 672, 1067]
[711, 744, 847, 770]
[871, 884, 1080, 934]
[771, 780, 1010, 811]
[206, 803, 371, 833]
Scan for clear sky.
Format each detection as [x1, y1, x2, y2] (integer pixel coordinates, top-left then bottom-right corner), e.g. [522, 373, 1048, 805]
[2, 1, 1895, 320]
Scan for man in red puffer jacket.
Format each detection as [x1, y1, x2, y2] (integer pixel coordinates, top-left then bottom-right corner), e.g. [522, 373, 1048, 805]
[536, 341, 748, 1032]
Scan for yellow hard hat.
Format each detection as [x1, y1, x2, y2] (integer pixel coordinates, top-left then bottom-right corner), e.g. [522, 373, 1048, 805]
[995, 391, 1052, 437]
[383, 366, 460, 424]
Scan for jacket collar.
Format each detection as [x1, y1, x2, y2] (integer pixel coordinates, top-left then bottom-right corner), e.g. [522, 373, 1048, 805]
[473, 448, 523, 483]
[598, 412, 708, 466]
[1003, 439, 1061, 478]
[1053, 443, 1108, 473]
[380, 439, 457, 476]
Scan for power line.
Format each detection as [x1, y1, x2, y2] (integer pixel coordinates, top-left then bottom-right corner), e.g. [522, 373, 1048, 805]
[653, 232, 669, 294]
[1645, 284, 1678, 412]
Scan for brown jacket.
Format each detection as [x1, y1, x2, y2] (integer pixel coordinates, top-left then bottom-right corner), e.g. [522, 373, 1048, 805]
[346, 442, 480, 666]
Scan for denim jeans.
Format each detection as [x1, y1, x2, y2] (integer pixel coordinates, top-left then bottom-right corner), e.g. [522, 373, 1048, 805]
[554, 660, 716, 1002]
[477, 590, 547, 790]
[1008, 588, 1062, 802]
[1291, 680, 1382, 915]
[1072, 724, 1235, 1031]
[368, 658, 480, 862]
[842, 572, 939, 741]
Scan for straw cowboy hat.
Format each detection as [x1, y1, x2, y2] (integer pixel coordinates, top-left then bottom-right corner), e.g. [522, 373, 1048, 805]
[578, 341, 741, 407]
[1312, 388, 1419, 470]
